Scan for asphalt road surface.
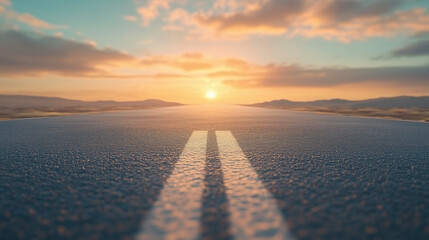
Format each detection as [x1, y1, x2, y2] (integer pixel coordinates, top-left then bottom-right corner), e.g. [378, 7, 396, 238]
[0, 105, 428, 240]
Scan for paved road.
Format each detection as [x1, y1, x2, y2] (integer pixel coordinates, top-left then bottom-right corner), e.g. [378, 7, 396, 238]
[0, 105, 428, 240]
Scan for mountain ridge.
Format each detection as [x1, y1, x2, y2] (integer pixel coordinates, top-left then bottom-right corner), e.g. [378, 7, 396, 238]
[0, 94, 183, 120]
[0, 94, 183, 108]
[252, 96, 429, 108]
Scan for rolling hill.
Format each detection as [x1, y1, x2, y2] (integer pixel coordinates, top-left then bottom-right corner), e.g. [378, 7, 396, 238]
[0, 95, 183, 120]
[252, 96, 429, 109]
[250, 96, 429, 121]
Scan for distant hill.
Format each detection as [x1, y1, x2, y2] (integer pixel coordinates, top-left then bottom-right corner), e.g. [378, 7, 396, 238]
[0, 95, 183, 120]
[252, 96, 429, 109]
[0, 95, 182, 108]
[250, 96, 429, 122]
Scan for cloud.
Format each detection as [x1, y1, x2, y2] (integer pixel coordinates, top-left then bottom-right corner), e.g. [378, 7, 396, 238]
[221, 64, 429, 88]
[195, 0, 304, 36]
[296, 5, 429, 42]
[302, 0, 429, 42]
[165, 8, 189, 22]
[387, 40, 429, 58]
[212, 0, 258, 10]
[0, 0, 11, 6]
[0, 30, 136, 77]
[0, 2, 66, 29]
[310, 0, 403, 24]
[124, 15, 138, 21]
[413, 30, 429, 38]
[2, 29, 428, 91]
[140, 39, 153, 45]
[0, 30, 246, 79]
[139, 53, 251, 72]
[160, 0, 429, 42]
[137, 0, 171, 26]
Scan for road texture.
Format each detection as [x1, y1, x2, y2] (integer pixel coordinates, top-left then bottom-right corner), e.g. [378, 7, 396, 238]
[0, 105, 428, 240]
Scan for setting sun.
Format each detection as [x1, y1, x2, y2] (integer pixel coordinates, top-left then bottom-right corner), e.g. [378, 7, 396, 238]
[206, 90, 216, 99]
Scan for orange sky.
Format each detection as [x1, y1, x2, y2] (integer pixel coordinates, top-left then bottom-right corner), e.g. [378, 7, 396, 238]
[1, 0, 429, 103]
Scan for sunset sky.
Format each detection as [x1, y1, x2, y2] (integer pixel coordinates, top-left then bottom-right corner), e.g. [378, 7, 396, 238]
[1, 0, 429, 104]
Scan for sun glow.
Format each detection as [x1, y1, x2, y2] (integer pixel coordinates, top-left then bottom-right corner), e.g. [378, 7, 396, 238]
[206, 90, 216, 99]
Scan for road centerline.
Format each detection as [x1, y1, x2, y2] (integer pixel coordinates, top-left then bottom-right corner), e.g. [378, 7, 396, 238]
[135, 131, 208, 240]
[201, 131, 232, 240]
[216, 131, 295, 240]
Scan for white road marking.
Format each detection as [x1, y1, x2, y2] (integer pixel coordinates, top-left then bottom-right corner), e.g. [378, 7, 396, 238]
[216, 131, 295, 240]
[135, 131, 208, 240]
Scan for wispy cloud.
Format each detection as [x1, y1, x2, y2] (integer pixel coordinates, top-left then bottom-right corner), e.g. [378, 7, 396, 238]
[0, 0, 11, 6]
[221, 64, 429, 88]
[139, 52, 249, 72]
[413, 30, 429, 38]
[379, 40, 429, 58]
[137, 0, 171, 26]
[0, 1, 67, 29]
[123, 15, 138, 21]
